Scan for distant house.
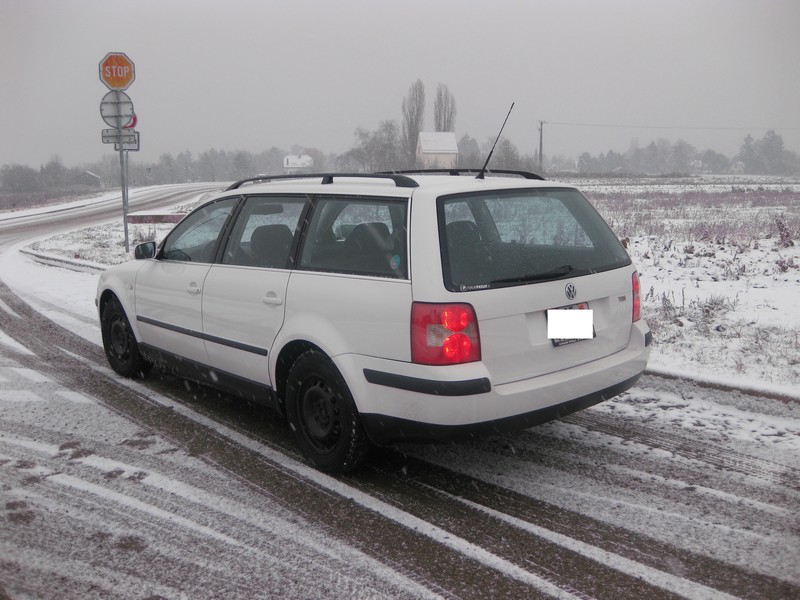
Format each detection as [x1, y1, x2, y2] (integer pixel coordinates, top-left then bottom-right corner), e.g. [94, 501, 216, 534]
[416, 132, 458, 169]
[284, 154, 314, 174]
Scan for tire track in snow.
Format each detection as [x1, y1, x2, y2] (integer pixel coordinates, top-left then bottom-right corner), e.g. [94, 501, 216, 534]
[564, 409, 800, 492]
[393, 405, 799, 594]
[363, 449, 797, 600]
[0, 394, 442, 600]
[496, 413, 798, 531]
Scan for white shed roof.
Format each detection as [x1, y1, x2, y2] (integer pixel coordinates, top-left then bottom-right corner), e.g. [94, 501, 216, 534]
[417, 132, 458, 154]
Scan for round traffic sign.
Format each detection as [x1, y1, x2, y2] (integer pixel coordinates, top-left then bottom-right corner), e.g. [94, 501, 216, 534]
[100, 90, 135, 128]
[99, 52, 135, 90]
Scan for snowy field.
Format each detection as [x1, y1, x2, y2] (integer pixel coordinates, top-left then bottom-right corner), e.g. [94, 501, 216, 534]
[21, 176, 800, 398]
[580, 177, 800, 396]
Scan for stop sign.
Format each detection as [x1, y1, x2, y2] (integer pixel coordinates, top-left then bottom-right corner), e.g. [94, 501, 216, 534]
[99, 52, 135, 90]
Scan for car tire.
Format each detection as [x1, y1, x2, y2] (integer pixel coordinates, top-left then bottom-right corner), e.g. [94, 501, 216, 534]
[285, 350, 369, 473]
[101, 297, 152, 378]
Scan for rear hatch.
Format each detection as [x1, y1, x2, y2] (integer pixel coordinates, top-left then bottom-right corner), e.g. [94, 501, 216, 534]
[438, 187, 635, 384]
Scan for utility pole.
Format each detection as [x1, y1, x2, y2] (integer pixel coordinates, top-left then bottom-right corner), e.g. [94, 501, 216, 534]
[538, 120, 545, 172]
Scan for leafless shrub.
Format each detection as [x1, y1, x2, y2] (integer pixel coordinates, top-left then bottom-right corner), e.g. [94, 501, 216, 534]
[775, 256, 798, 273]
[775, 217, 795, 248]
[684, 294, 737, 334]
[131, 226, 155, 244]
[590, 190, 800, 243]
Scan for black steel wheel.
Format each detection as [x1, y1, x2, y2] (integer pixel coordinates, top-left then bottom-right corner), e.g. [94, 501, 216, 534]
[101, 297, 152, 378]
[285, 350, 369, 473]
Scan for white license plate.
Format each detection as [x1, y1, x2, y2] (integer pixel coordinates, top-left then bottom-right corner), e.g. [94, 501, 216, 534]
[547, 302, 595, 347]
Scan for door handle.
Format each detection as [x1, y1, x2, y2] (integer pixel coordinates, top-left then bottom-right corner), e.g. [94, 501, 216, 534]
[187, 283, 201, 295]
[262, 293, 283, 306]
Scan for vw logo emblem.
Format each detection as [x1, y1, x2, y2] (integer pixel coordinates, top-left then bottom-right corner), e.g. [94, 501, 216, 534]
[565, 283, 577, 300]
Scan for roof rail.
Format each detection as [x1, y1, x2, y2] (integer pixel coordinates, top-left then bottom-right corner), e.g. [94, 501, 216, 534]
[225, 172, 419, 191]
[376, 168, 545, 181]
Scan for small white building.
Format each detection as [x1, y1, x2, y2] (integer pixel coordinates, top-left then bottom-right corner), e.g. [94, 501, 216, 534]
[284, 154, 314, 174]
[416, 132, 458, 168]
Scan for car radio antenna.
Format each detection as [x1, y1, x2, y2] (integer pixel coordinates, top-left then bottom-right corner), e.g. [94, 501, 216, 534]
[476, 102, 515, 180]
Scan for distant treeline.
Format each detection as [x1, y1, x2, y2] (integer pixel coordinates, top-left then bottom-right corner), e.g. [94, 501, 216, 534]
[2, 130, 798, 210]
[568, 130, 798, 177]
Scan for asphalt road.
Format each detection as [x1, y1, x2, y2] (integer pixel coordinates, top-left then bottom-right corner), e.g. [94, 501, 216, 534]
[0, 184, 217, 245]
[1, 186, 798, 599]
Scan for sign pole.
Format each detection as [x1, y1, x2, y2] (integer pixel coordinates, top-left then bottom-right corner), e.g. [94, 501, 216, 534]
[117, 89, 130, 252]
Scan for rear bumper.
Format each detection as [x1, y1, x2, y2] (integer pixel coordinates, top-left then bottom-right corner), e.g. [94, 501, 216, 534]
[361, 372, 642, 445]
[336, 320, 651, 446]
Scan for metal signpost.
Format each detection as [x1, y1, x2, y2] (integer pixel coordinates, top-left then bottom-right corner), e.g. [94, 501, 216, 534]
[99, 52, 139, 252]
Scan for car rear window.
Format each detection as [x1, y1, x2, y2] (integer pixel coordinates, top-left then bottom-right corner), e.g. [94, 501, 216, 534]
[439, 188, 630, 291]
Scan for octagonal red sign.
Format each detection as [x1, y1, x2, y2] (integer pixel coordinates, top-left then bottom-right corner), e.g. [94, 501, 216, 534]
[99, 52, 135, 90]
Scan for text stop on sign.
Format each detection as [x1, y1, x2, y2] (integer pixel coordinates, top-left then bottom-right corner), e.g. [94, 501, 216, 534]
[105, 64, 131, 78]
[99, 52, 135, 90]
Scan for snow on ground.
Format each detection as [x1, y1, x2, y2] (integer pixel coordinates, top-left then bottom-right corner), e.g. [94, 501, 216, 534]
[629, 234, 800, 389]
[577, 176, 800, 396]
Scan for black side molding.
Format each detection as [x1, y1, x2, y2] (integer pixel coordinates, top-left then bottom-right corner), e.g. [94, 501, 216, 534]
[137, 315, 268, 356]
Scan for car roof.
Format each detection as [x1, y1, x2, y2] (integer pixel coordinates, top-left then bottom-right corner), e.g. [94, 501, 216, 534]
[220, 171, 576, 199]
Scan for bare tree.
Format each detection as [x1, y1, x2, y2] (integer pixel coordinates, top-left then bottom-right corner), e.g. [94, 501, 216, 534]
[494, 138, 521, 170]
[401, 79, 425, 168]
[457, 133, 480, 167]
[433, 83, 456, 132]
[342, 121, 401, 172]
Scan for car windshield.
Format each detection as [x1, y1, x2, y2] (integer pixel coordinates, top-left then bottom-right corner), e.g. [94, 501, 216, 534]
[439, 188, 630, 291]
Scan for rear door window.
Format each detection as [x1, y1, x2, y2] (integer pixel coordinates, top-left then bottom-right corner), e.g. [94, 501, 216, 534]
[298, 196, 408, 278]
[221, 195, 305, 268]
[440, 188, 630, 291]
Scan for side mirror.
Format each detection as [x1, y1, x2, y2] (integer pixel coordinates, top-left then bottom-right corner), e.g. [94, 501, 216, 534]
[134, 241, 157, 260]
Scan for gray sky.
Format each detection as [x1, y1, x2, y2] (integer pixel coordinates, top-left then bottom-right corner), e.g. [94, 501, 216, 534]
[2, 0, 799, 168]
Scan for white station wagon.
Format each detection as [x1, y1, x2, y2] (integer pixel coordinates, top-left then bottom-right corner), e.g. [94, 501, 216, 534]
[97, 170, 651, 472]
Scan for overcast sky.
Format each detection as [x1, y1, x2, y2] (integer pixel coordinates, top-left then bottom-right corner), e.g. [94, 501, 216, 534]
[2, 0, 799, 169]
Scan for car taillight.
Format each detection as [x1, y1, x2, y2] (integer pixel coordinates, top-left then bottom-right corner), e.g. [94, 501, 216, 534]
[411, 302, 480, 365]
[632, 271, 641, 322]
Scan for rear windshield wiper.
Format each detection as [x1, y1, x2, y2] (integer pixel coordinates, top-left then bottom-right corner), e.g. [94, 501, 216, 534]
[491, 264, 573, 285]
